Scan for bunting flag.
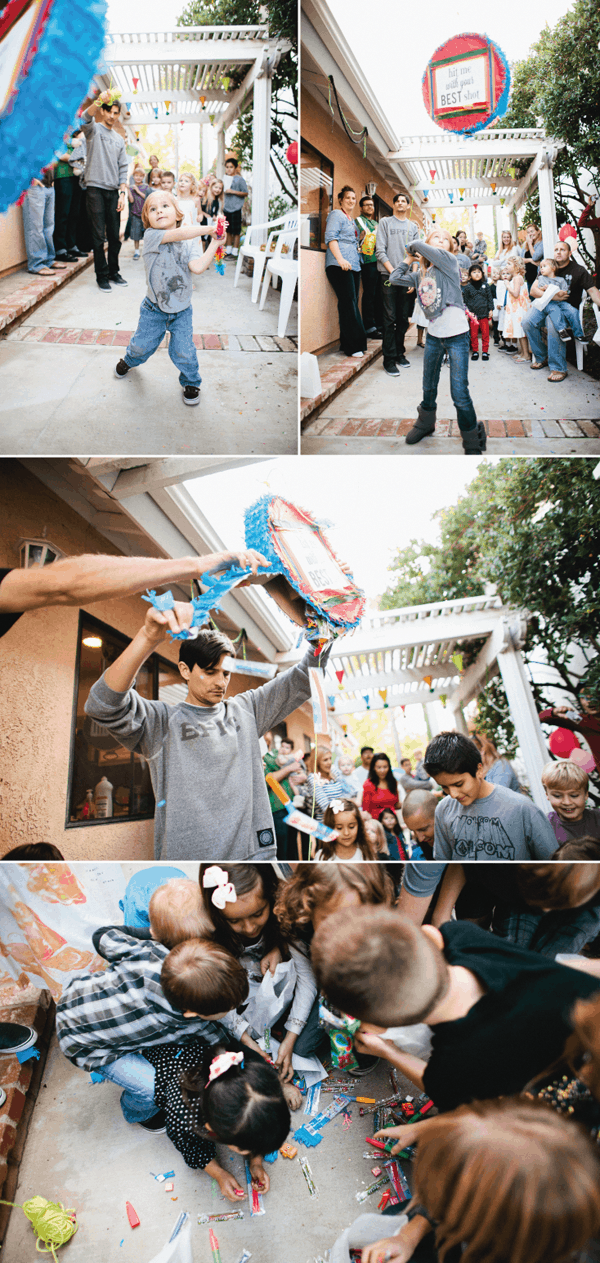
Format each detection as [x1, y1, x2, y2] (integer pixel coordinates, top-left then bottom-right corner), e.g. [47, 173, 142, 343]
[378, 689, 388, 703]
[451, 652, 464, 672]
[335, 669, 345, 684]
[309, 668, 330, 735]
[423, 675, 432, 687]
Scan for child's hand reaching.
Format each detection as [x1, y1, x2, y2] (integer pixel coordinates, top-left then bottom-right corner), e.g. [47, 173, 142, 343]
[374, 1119, 429, 1155]
[275, 1030, 296, 1081]
[361, 1235, 415, 1263]
[206, 1161, 245, 1203]
[353, 1028, 395, 1060]
[260, 946, 282, 976]
[248, 1157, 270, 1194]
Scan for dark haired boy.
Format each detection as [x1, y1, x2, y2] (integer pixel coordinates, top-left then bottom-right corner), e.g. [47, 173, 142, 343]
[79, 89, 129, 292]
[160, 171, 176, 192]
[423, 731, 556, 860]
[85, 556, 328, 860]
[375, 192, 419, 374]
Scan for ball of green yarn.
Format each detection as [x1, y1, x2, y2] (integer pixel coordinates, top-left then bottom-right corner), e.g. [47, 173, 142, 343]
[22, 1196, 78, 1257]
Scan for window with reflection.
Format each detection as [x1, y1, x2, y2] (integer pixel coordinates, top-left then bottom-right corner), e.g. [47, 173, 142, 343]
[300, 140, 333, 250]
[67, 614, 183, 826]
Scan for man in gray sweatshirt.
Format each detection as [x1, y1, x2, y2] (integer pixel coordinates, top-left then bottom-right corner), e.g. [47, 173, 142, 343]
[85, 595, 326, 862]
[376, 192, 420, 375]
[79, 89, 129, 292]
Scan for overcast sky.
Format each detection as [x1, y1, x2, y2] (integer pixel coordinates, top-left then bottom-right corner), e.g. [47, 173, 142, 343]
[186, 456, 502, 604]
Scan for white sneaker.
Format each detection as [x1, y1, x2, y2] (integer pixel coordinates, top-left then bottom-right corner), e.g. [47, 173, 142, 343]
[133, 250, 140, 260]
[351, 351, 364, 358]
[232, 247, 239, 257]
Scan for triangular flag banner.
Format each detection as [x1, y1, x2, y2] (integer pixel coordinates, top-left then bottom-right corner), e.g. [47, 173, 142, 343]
[423, 675, 432, 687]
[327, 695, 336, 707]
[400, 705, 406, 712]
[451, 652, 463, 672]
[378, 689, 387, 703]
[439, 693, 447, 708]
[363, 693, 370, 710]
[335, 669, 345, 684]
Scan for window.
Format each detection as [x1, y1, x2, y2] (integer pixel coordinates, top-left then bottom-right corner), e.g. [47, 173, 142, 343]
[300, 139, 333, 250]
[67, 614, 182, 827]
[375, 195, 392, 219]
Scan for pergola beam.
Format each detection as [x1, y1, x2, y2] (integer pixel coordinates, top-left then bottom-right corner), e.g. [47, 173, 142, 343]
[103, 41, 276, 65]
[414, 178, 519, 191]
[333, 666, 459, 692]
[215, 55, 265, 134]
[124, 90, 230, 103]
[388, 138, 548, 162]
[334, 689, 452, 713]
[127, 112, 221, 124]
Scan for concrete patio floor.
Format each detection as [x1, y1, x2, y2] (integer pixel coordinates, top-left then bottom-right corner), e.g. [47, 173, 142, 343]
[302, 328, 600, 455]
[0, 244, 298, 456]
[2, 1038, 413, 1263]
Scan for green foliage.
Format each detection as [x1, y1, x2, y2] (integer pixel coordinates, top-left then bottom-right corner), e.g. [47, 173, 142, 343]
[497, 0, 600, 270]
[176, 0, 297, 199]
[381, 459, 600, 755]
[474, 675, 518, 756]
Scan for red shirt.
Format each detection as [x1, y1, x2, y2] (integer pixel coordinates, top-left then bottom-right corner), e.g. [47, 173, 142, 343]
[361, 779, 399, 819]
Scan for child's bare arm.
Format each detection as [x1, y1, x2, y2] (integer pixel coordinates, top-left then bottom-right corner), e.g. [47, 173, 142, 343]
[160, 224, 207, 244]
[189, 236, 219, 274]
[127, 188, 134, 203]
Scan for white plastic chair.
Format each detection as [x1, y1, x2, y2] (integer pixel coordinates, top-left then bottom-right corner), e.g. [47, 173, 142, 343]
[234, 213, 295, 304]
[258, 221, 298, 337]
[575, 296, 600, 370]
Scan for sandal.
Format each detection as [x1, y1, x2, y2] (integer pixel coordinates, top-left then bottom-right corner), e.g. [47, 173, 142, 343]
[30, 267, 54, 276]
[530, 361, 548, 369]
[548, 371, 568, 382]
[50, 262, 68, 269]
[515, 356, 531, 363]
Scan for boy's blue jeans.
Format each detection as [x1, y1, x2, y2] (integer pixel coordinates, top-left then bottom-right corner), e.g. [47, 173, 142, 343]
[124, 299, 201, 388]
[544, 299, 585, 340]
[22, 185, 56, 273]
[97, 1053, 157, 1123]
[422, 331, 477, 431]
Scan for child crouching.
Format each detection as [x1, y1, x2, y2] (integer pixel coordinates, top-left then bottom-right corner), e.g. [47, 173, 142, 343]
[143, 1042, 290, 1201]
[115, 190, 219, 405]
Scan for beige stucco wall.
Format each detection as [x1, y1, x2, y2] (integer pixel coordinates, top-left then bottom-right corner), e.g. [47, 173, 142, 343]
[0, 204, 27, 277]
[301, 93, 423, 355]
[0, 462, 317, 859]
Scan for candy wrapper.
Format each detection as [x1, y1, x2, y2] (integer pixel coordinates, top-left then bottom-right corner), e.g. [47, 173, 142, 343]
[356, 1174, 389, 1204]
[214, 213, 229, 275]
[244, 1162, 265, 1216]
[319, 1003, 360, 1072]
[299, 1155, 318, 1198]
[385, 1160, 411, 1203]
[284, 804, 339, 844]
[198, 1212, 245, 1224]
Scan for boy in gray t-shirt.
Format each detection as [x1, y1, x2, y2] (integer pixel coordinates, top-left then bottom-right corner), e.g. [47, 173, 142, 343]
[115, 191, 220, 406]
[423, 730, 557, 860]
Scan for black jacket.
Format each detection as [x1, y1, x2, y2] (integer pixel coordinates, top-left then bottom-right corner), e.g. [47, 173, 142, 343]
[462, 280, 493, 319]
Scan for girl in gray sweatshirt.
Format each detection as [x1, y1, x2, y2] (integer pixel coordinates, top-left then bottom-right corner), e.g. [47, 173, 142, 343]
[389, 229, 484, 454]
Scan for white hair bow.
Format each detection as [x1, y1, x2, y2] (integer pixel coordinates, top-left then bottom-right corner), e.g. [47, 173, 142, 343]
[203, 865, 237, 910]
[207, 1050, 244, 1085]
[329, 798, 346, 815]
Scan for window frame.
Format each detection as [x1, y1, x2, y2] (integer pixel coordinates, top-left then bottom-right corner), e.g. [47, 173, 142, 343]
[65, 611, 178, 829]
[300, 138, 334, 253]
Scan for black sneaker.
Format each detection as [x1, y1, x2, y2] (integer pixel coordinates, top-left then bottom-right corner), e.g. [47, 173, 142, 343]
[115, 359, 130, 378]
[109, 274, 128, 286]
[183, 385, 201, 406]
[384, 365, 401, 377]
[364, 327, 378, 336]
[73, 249, 90, 258]
[397, 355, 410, 367]
[482, 352, 490, 361]
[503, 344, 517, 354]
[97, 279, 111, 292]
[138, 1109, 167, 1133]
[64, 253, 80, 262]
[0, 1022, 37, 1055]
[471, 352, 479, 360]
[558, 328, 572, 342]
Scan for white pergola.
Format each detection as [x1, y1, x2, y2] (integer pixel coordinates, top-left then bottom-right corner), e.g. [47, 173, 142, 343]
[97, 25, 292, 225]
[387, 129, 562, 255]
[277, 594, 550, 811]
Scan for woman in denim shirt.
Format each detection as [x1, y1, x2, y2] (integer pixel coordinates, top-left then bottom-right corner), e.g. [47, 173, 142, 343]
[324, 186, 367, 358]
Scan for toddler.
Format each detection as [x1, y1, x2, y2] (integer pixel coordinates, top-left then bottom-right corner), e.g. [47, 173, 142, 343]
[176, 171, 200, 226]
[462, 261, 494, 361]
[503, 256, 532, 361]
[160, 170, 176, 193]
[489, 267, 501, 344]
[533, 257, 586, 342]
[127, 166, 149, 259]
[114, 190, 219, 405]
[541, 760, 600, 843]
[471, 230, 488, 262]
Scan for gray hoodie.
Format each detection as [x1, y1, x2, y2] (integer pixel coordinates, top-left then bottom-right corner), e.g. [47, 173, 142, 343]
[80, 111, 128, 190]
[85, 648, 323, 862]
[390, 241, 467, 333]
[375, 215, 419, 275]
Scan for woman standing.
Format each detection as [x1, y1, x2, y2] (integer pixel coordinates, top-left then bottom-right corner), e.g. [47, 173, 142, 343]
[520, 224, 544, 291]
[361, 752, 399, 820]
[304, 747, 346, 823]
[493, 229, 519, 268]
[324, 186, 367, 359]
[474, 734, 521, 791]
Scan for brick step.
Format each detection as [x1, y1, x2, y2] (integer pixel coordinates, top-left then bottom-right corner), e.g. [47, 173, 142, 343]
[306, 416, 600, 439]
[7, 327, 297, 352]
[0, 989, 55, 1248]
[0, 257, 93, 335]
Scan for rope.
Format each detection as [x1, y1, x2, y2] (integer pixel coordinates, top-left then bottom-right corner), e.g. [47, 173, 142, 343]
[0, 1197, 77, 1262]
[327, 75, 368, 158]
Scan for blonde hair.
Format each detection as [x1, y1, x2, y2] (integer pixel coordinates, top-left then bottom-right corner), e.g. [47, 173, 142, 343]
[148, 169, 163, 187]
[149, 878, 211, 948]
[541, 759, 589, 794]
[412, 1097, 600, 1263]
[508, 255, 526, 276]
[178, 171, 198, 195]
[142, 190, 184, 230]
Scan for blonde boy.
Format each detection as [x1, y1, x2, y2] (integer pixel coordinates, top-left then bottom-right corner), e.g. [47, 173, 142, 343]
[541, 760, 600, 842]
[114, 190, 219, 405]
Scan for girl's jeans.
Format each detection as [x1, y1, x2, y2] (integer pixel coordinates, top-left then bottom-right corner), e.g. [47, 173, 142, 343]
[22, 185, 56, 273]
[544, 299, 585, 340]
[124, 299, 202, 388]
[97, 1053, 157, 1123]
[422, 330, 477, 431]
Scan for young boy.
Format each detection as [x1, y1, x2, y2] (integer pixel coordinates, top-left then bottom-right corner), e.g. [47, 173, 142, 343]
[160, 170, 176, 193]
[462, 261, 494, 361]
[84, 602, 329, 862]
[55, 919, 249, 1125]
[223, 157, 247, 257]
[423, 731, 557, 860]
[114, 189, 218, 405]
[532, 257, 587, 342]
[541, 760, 600, 842]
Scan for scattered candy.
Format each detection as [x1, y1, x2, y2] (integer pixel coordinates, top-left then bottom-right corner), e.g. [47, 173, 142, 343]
[198, 1212, 245, 1224]
[245, 1162, 265, 1216]
[165, 1183, 174, 1192]
[126, 1202, 140, 1228]
[235, 1251, 252, 1263]
[371, 1166, 382, 1176]
[385, 1159, 411, 1202]
[356, 1174, 389, 1203]
[209, 1228, 223, 1263]
[280, 1142, 298, 1159]
[299, 1155, 319, 1198]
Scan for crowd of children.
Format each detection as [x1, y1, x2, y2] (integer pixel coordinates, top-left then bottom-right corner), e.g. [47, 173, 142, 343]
[46, 854, 600, 1262]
